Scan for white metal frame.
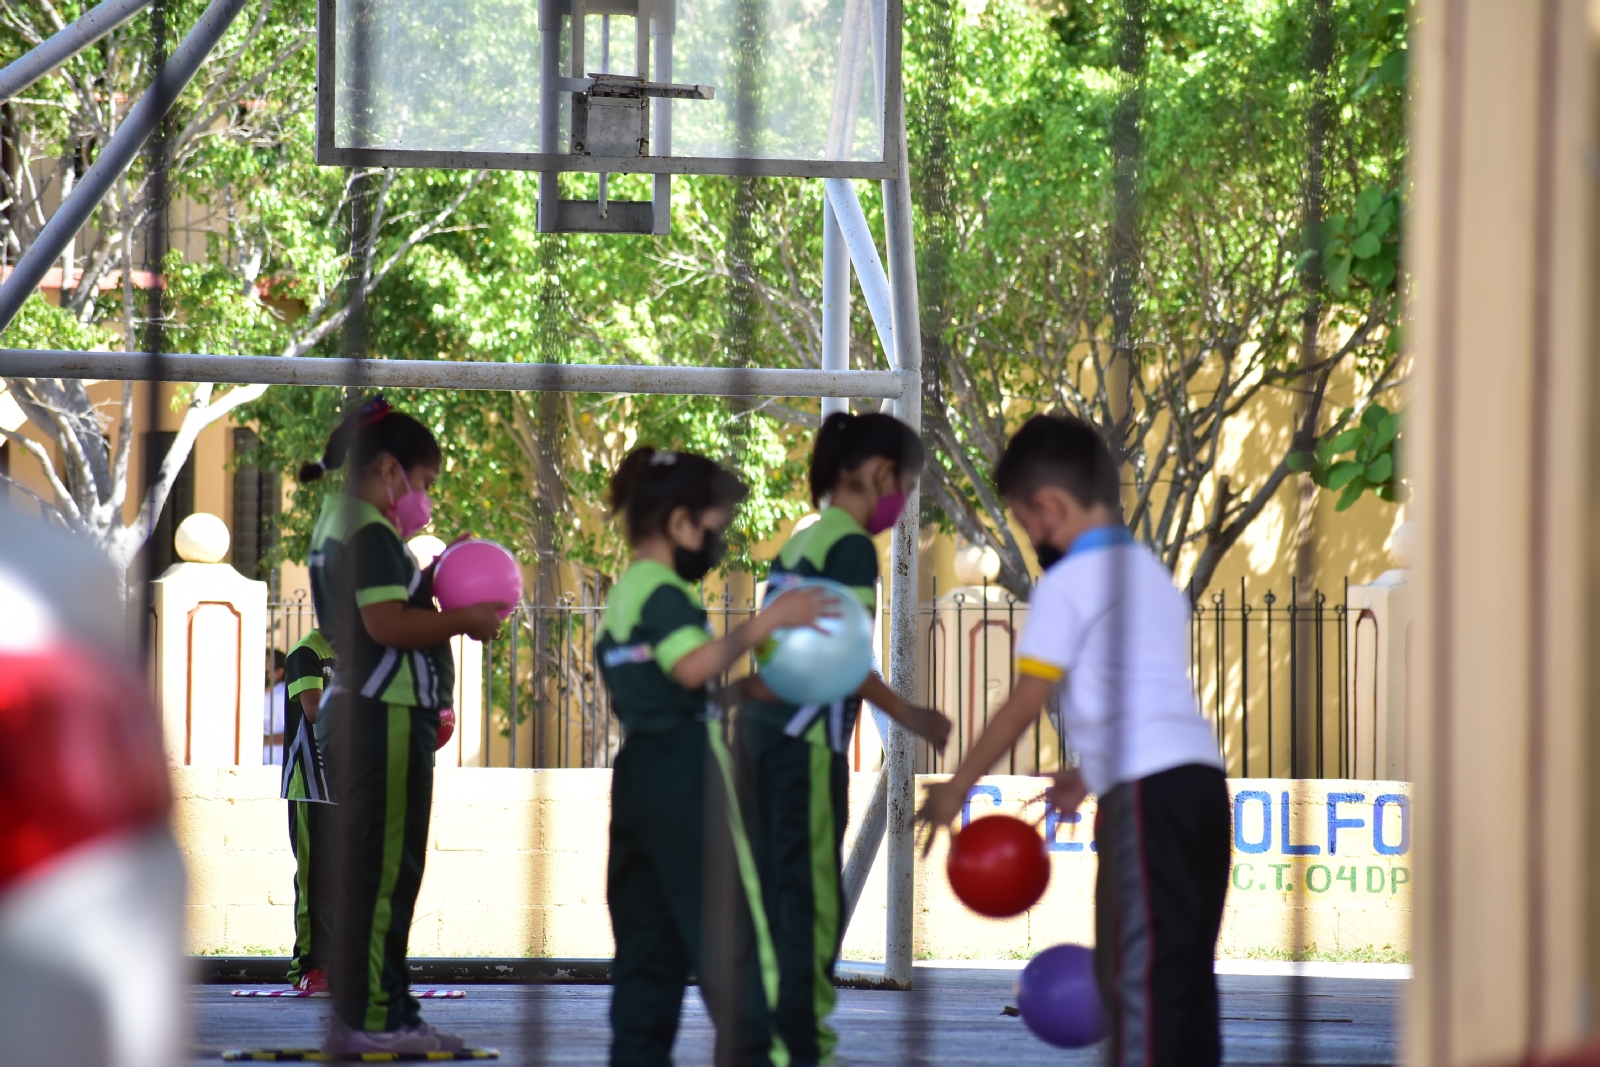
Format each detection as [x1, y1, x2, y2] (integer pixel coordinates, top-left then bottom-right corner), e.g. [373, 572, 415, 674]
[312, 0, 904, 181]
[0, 0, 924, 989]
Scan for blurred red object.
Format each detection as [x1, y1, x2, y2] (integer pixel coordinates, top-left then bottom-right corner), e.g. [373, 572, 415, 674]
[0, 643, 170, 890]
[947, 814, 1051, 918]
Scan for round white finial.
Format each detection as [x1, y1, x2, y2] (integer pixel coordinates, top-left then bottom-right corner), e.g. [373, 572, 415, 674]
[408, 534, 448, 569]
[175, 513, 231, 563]
[953, 542, 1001, 586]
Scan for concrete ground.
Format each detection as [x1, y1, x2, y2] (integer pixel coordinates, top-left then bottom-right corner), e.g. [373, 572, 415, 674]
[191, 967, 1401, 1065]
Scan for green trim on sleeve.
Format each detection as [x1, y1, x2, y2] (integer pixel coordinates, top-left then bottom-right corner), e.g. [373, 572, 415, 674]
[355, 585, 410, 607]
[600, 560, 704, 643]
[286, 675, 326, 699]
[654, 625, 712, 673]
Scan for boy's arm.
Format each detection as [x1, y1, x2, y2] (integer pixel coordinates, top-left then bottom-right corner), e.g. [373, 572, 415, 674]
[298, 688, 323, 725]
[914, 674, 1056, 851]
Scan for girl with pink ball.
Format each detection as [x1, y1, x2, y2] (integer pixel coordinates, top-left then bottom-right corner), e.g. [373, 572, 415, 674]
[297, 395, 505, 1056]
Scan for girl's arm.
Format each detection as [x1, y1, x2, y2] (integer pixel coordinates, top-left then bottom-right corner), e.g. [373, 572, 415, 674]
[857, 673, 951, 749]
[914, 674, 1056, 850]
[361, 600, 506, 648]
[670, 587, 838, 691]
[720, 655, 952, 752]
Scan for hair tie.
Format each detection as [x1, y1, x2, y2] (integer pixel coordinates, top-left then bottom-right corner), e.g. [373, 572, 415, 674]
[649, 451, 678, 466]
[358, 395, 393, 427]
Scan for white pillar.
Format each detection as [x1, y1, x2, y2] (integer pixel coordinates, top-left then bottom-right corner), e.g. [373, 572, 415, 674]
[151, 516, 267, 766]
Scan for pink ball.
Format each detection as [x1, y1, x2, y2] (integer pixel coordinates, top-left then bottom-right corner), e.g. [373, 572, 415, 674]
[433, 539, 521, 620]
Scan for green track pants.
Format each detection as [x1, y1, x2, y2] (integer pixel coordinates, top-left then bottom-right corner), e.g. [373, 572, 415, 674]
[285, 798, 334, 984]
[734, 716, 849, 1067]
[608, 720, 785, 1067]
[327, 696, 437, 1033]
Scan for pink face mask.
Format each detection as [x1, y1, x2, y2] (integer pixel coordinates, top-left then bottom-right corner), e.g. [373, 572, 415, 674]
[385, 470, 433, 540]
[866, 490, 907, 536]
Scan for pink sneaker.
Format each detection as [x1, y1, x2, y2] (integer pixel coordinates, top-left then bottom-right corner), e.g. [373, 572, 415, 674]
[322, 1017, 440, 1055]
[409, 1020, 465, 1051]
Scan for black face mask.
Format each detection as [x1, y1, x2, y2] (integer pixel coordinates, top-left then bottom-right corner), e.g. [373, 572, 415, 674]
[1033, 541, 1064, 571]
[674, 528, 727, 583]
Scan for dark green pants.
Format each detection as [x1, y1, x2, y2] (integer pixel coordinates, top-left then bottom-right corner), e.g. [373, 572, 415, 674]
[285, 799, 334, 983]
[327, 696, 437, 1032]
[735, 716, 848, 1067]
[608, 721, 782, 1067]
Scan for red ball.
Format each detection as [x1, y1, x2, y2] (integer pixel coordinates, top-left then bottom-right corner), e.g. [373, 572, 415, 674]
[436, 707, 456, 750]
[947, 814, 1050, 918]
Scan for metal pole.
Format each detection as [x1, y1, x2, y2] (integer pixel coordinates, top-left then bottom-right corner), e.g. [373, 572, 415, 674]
[840, 766, 888, 924]
[820, 196, 850, 418]
[0, 0, 153, 102]
[537, 0, 561, 232]
[882, 128, 921, 989]
[0, 0, 251, 335]
[823, 178, 894, 358]
[0, 349, 906, 398]
[650, 0, 673, 234]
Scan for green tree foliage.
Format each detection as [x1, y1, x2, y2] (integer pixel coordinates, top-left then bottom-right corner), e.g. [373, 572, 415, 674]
[4, 0, 1409, 599]
[1288, 402, 1402, 510]
[893, 0, 1408, 595]
[236, 170, 813, 583]
[0, 0, 480, 568]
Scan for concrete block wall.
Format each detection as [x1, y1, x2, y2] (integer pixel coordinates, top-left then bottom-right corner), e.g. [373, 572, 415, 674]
[172, 768, 1410, 961]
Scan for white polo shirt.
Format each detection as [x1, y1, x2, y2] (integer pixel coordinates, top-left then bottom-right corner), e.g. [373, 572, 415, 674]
[1016, 526, 1222, 796]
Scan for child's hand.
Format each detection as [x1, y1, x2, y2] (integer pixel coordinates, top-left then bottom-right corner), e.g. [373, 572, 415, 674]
[1046, 768, 1088, 817]
[459, 603, 507, 642]
[902, 705, 952, 750]
[762, 586, 842, 633]
[915, 779, 967, 857]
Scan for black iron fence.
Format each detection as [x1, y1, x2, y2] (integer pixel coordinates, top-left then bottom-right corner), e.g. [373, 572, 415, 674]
[1189, 579, 1354, 779]
[263, 577, 1371, 778]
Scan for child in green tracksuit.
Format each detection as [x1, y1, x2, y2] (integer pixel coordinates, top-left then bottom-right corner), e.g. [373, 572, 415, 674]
[735, 412, 951, 1066]
[300, 395, 505, 1056]
[596, 446, 837, 1067]
[282, 628, 335, 992]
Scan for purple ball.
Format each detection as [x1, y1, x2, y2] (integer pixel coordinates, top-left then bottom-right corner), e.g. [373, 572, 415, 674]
[1017, 944, 1107, 1049]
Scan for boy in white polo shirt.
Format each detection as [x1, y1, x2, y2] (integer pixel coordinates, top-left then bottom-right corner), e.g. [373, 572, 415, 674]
[917, 413, 1229, 1067]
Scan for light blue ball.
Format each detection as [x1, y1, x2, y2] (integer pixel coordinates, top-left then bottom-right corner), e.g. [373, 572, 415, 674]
[756, 578, 874, 706]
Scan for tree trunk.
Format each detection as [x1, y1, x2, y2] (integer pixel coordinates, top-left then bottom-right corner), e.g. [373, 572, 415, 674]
[1293, 0, 1333, 777]
[1106, 0, 1145, 469]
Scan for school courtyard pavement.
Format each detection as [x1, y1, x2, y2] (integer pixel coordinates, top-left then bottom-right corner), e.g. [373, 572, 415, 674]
[188, 961, 1402, 1064]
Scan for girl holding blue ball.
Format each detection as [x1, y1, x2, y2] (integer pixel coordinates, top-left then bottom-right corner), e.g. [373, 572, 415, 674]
[734, 411, 952, 1067]
[596, 446, 836, 1067]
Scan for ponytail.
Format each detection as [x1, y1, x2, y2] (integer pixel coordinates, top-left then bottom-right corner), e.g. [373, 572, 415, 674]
[809, 411, 926, 507]
[298, 395, 442, 483]
[610, 446, 748, 545]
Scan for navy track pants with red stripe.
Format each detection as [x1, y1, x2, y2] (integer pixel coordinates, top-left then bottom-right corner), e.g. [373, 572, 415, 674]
[1095, 763, 1231, 1067]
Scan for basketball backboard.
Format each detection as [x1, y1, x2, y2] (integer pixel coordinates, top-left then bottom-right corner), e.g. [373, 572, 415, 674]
[314, 0, 900, 179]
